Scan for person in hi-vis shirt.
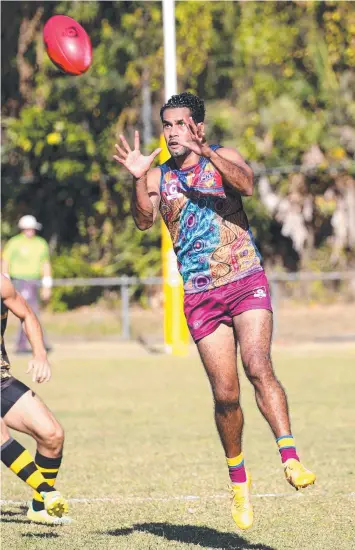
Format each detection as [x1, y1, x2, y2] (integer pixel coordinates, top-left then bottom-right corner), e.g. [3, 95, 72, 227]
[2, 215, 52, 353]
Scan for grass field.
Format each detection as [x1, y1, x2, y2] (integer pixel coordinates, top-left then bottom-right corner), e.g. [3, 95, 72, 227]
[1, 341, 355, 550]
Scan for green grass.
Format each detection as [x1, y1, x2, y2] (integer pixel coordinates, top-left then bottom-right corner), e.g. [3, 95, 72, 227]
[1, 342, 355, 549]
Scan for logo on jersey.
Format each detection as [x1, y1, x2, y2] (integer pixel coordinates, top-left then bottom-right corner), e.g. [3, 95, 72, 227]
[165, 179, 183, 201]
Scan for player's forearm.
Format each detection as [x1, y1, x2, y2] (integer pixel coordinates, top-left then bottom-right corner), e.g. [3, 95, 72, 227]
[206, 149, 254, 196]
[131, 175, 154, 230]
[22, 309, 47, 358]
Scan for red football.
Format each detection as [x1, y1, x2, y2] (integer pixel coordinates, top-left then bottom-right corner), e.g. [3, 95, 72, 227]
[43, 15, 92, 75]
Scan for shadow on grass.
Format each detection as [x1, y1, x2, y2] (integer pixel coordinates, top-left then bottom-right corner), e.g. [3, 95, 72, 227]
[0, 517, 30, 525]
[1, 510, 22, 517]
[0, 505, 28, 517]
[102, 522, 276, 550]
[1, 507, 60, 535]
[22, 533, 59, 538]
[0, 505, 28, 524]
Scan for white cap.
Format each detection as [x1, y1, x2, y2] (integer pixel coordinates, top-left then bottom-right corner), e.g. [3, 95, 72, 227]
[18, 215, 42, 231]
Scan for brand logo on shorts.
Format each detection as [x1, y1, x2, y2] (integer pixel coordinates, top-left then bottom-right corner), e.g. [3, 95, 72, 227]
[253, 287, 266, 298]
[192, 320, 203, 329]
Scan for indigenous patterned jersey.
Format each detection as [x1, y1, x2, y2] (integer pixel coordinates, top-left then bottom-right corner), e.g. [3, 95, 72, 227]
[159, 145, 263, 293]
[1, 299, 11, 378]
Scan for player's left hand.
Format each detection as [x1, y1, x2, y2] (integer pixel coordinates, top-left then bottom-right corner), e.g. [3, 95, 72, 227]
[26, 356, 52, 384]
[180, 116, 211, 157]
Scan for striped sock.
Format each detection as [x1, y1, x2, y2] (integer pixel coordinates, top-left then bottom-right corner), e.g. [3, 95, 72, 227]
[276, 435, 299, 463]
[226, 452, 247, 484]
[1, 438, 56, 495]
[32, 452, 62, 512]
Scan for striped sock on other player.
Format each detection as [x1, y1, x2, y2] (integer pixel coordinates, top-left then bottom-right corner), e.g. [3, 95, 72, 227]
[277, 435, 299, 463]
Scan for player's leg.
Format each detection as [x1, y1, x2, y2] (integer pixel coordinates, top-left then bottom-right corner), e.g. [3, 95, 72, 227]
[197, 324, 243, 459]
[1, 413, 68, 522]
[234, 310, 290, 436]
[1, 415, 55, 494]
[233, 309, 315, 489]
[3, 388, 69, 519]
[196, 324, 253, 529]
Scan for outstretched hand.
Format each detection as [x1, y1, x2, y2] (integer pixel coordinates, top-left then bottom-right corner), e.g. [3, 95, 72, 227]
[113, 131, 162, 179]
[180, 116, 211, 157]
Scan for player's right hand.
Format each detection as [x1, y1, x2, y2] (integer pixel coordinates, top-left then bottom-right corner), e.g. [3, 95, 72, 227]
[113, 130, 161, 179]
[26, 356, 52, 384]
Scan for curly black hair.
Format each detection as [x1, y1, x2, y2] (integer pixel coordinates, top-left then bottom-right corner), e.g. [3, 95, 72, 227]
[160, 92, 205, 123]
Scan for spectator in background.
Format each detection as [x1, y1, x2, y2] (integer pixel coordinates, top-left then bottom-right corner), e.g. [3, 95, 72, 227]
[2, 215, 52, 353]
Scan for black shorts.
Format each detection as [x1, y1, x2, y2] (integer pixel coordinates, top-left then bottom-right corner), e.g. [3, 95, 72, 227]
[1, 377, 30, 417]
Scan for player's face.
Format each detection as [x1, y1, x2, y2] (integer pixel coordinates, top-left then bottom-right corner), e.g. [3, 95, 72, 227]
[162, 107, 194, 158]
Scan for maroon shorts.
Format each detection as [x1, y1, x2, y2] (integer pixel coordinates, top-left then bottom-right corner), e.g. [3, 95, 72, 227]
[184, 270, 273, 343]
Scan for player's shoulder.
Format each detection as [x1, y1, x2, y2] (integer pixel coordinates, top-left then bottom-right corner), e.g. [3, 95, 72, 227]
[208, 143, 241, 158]
[148, 166, 161, 177]
[214, 145, 242, 157]
[214, 146, 253, 173]
[147, 166, 162, 189]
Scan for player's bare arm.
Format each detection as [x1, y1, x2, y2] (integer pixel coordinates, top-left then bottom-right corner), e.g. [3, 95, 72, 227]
[113, 130, 161, 230]
[181, 116, 254, 196]
[1, 274, 50, 383]
[131, 168, 161, 231]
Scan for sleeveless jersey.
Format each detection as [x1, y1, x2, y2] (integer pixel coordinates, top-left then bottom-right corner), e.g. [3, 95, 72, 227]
[159, 145, 263, 293]
[1, 299, 11, 378]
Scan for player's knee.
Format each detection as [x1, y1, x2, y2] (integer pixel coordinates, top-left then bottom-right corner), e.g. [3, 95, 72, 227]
[214, 388, 240, 415]
[243, 352, 273, 386]
[41, 422, 65, 453]
[243, 351, 273, 380]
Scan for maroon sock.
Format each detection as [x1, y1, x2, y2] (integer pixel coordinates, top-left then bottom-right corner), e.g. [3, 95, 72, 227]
[227, 453, 247, 484]
[277, 435, 299, 463]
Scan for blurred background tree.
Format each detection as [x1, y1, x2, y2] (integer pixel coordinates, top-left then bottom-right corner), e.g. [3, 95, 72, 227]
[2, 1, 355, 292]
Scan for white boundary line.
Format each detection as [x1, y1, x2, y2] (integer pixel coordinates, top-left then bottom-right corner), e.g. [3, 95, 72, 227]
[1, 492, 355, 506]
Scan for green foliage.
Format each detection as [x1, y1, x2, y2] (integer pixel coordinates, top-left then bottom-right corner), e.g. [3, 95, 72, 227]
[51, 248, 104, 311]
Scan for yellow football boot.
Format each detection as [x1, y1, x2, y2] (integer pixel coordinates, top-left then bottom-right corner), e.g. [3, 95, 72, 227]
[284, 459, 316, 490]
[27, 506, 72, 524]
[41, 490, 69, 518]
[230, 472, 253, 530]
